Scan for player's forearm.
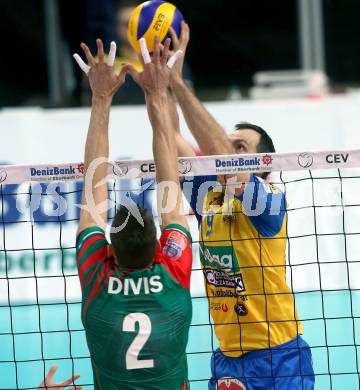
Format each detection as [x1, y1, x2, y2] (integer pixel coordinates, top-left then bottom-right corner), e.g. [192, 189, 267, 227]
[146, 92, 178, 183]
[167, 90, 181, 135]
[81, 95, 111, 227]
[171, 76, 232, 156]
[168, 90, 196, 157]
[146, 92, 185, 226]
[84, 96, 112, 179]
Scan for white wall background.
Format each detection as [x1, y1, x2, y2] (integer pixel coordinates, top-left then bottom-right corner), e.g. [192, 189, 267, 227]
[1, 95, 360, 165]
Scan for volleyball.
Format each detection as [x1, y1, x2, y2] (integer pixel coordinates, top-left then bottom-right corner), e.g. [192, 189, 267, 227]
[128, 1, 184, 53]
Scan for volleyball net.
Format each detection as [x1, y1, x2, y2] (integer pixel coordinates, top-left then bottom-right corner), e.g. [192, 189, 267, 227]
[0, 149, 360, 389]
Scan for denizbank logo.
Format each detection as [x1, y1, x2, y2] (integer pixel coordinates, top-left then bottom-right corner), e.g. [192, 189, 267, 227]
[215, 157, 260, 168]
[31, 166, 76, 177]
[200, 245, 239, 271]
[215, 157, 261, 174]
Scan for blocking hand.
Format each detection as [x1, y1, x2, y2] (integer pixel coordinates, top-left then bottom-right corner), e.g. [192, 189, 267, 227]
[169, 21, 190, 82]
[123, 35, 183, 95]
[73, 39, 127, 99]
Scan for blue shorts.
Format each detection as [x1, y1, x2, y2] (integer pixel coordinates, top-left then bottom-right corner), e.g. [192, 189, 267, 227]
[209, 336, 315, 390]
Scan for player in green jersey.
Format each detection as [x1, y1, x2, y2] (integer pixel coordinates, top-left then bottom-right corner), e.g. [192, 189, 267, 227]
[74, 37, 192, 389]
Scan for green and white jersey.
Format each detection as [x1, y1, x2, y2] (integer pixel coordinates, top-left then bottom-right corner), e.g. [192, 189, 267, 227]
[76, 225, 193, 390]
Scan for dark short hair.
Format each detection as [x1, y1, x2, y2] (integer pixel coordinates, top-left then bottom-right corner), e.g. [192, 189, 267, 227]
[110, 206, 157, 268]
[235, 122, 275, 179]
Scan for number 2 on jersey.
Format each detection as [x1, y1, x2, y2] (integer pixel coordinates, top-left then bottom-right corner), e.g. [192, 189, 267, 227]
[123, 313, 154, 370]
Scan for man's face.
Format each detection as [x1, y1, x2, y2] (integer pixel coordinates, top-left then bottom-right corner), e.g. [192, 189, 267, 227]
[228, 129, 261, 154]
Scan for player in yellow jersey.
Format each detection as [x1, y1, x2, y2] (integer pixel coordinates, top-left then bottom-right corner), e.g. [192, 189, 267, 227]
[168, 22, 315, 390]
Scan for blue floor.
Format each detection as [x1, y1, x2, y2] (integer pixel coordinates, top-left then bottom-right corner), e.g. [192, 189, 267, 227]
[0, 291, 359, 390]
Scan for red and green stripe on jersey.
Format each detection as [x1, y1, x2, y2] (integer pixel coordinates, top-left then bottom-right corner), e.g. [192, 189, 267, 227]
[76, 227, 117, 317]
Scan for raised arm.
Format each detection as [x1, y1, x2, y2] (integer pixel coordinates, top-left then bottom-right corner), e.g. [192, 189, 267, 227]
[169, 22, 233, 157]
[74, 40, 126, 234]
[168, 89, 196, 158]
[170, 22, 250, 195]
[124, 37, 188, 230]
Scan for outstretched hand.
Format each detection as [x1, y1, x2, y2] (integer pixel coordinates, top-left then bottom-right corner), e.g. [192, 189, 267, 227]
[38, 365, 82, 390]
[169, 21, 190, 82]
[73, 39, 127, 99]
[123, 35, 183, 95]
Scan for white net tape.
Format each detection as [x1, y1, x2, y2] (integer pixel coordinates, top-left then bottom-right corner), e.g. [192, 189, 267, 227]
[1, 149, 359, 184]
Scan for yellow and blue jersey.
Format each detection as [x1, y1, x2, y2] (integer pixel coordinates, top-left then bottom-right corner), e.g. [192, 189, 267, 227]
[184, 174, 302, 357]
